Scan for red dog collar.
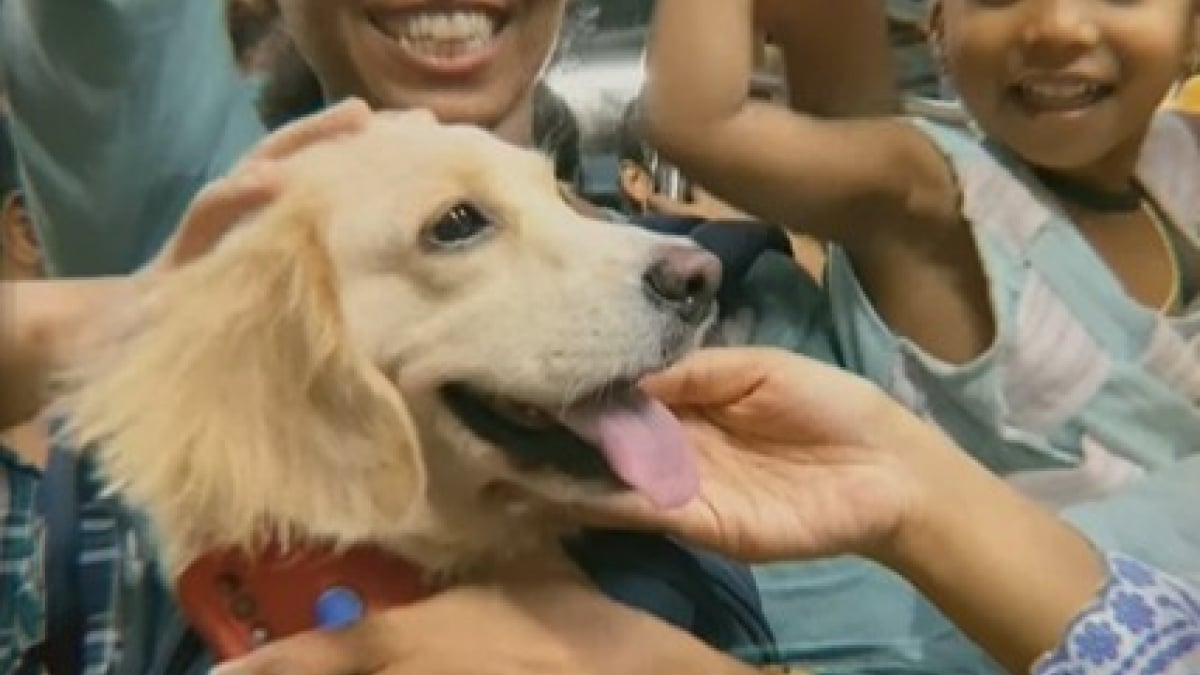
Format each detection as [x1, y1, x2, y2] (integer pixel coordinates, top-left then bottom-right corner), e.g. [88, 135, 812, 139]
[177, 542, 429, 660]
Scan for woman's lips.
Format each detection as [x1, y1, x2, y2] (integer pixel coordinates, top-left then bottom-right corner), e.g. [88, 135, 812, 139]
[368, 6, 511, 76]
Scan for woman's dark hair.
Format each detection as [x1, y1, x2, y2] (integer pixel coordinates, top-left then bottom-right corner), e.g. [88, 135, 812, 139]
[256, 39, 326, 129]
[0, 117, 19, 197]
[226, 0, 280, 64]
[533, 83, 583, 187]
[616, 97, 649, 169]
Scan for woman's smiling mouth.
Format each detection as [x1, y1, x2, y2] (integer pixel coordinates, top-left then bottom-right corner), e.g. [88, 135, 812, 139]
[369, 5, 511, 74]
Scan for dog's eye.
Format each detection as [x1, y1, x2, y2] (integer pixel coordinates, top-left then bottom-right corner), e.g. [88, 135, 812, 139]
[425, 203, 494, 249]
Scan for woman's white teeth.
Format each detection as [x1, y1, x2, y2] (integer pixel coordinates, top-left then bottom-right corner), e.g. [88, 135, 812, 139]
[398, 11, 496, 56]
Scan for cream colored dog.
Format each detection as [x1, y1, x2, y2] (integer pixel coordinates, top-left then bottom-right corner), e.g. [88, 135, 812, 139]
[59, 110, 721, 580]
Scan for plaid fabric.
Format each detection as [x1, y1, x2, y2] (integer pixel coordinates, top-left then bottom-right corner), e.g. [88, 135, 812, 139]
[1, 446, 123, 675]
[1, 446, 46, 675]
[76, 459, 122, 675]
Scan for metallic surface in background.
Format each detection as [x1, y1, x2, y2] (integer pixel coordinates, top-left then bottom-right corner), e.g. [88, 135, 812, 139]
[547, 0, 941, 202]
[546, 27, 648, 151]
[647, 149, 693, 203]
[544, 1, 779, 203]
[547, 0, 938, 150]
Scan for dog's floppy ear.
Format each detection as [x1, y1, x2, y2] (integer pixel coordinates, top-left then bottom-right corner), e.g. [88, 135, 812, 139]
[60, 197, 425, 567]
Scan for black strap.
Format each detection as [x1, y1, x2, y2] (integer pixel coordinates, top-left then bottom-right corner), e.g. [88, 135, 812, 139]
[565, 529, 780, 665]
[35, 445, 83, 675]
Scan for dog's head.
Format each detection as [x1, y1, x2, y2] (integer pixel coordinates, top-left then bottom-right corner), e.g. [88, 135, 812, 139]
[61, 111, 720, 573]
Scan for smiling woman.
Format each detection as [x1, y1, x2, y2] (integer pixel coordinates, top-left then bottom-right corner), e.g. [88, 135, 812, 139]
[276, 0, 572, 145]
[0, 0, 787, 674]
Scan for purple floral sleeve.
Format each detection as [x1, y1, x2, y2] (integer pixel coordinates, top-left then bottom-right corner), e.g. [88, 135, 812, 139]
[1036, 554, 1200, 675]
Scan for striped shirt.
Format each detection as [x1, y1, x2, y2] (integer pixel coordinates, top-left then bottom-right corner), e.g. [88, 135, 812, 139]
[1, 445, 123, 675]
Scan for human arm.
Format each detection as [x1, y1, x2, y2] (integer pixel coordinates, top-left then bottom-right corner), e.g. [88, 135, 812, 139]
[757, 0, 900, 117]
[643, 1, 999, 364]
[574, 348, 1116, 673]
[0, 98, 371, 431]
[0, 168, 278, 431]
[640, 0, 958, 245]
[880, 438, 1106, 674]
[0, 0, 265, 276]
[1, 278, 131, 430]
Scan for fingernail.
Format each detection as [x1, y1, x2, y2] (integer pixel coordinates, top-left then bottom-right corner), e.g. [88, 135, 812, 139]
[332, 97, 368, 116]
[341, 98, 373, 126]
[235, 163, 279, 192]
[239, 160, 269, 180]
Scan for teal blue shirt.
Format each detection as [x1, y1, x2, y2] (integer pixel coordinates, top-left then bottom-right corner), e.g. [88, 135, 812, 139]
[1, 0, 266, 276]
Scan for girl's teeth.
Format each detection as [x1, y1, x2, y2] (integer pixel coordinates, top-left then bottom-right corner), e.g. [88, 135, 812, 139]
[1017, 81, 1105, 109]
[1026, 83, 1092, 98]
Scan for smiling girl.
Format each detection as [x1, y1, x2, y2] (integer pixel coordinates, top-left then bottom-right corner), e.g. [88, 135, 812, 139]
[644, 0, 1200, 506]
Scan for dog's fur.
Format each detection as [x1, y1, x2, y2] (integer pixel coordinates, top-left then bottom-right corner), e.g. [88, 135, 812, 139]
[59, 111, 716, 579]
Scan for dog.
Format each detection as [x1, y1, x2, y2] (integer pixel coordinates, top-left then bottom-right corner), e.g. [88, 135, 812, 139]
[58, 110, 722, 580]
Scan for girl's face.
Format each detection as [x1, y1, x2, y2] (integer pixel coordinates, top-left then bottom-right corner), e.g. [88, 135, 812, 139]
[938, 0, 1197, 178]
[277, 0, 568, 142]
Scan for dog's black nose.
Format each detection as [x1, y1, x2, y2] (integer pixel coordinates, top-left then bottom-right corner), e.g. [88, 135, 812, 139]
[643, 245, 722, 324]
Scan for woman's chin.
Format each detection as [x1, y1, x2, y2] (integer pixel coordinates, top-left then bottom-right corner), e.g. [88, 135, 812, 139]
[369, 84, 528, 132]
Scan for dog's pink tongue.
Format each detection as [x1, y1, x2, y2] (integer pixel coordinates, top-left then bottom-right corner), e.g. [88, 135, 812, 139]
[559, 390, 698, 509]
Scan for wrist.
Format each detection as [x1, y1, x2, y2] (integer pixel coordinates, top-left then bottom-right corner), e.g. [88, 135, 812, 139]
[874, 468, 985, 581]
[41, 277, 133, 370]
[867, 431, 1107, 671]
[855, 410, 971, 568]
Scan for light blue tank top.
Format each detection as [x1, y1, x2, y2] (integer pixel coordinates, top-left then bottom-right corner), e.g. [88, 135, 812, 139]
[827, 112, 1200, 503]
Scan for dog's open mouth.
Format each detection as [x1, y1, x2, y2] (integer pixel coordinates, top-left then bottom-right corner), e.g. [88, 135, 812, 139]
[441, 382, 698, 508]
